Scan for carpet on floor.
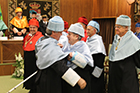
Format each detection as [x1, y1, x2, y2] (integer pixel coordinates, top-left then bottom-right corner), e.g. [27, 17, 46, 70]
[0, 75, 29, 93]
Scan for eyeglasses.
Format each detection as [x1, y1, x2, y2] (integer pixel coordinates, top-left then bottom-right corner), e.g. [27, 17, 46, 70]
[114, 26, 125, 29]
[114, 26, 122, 28]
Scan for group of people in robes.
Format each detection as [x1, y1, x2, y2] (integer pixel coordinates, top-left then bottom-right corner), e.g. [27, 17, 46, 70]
[57, 16, 106, 93]
[9, 7, 48, 37]
[1, 6, 140, 93]
[25, 14, 140, 93]
[21, 13, 106, 93]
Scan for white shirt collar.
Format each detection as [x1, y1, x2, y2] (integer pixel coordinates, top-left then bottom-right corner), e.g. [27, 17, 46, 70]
[43, 21, 47, 24]
[117, 35, 123, 41]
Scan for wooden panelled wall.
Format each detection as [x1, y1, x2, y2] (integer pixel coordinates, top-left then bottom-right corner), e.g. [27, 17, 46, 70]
[0, 0, 137, 52]
[92, 0, 117, 18]
[60, 0, 93, 25]
[0, 0, 136, 33]
[92, 0, 135, 31]
[92, 0, 132, 18]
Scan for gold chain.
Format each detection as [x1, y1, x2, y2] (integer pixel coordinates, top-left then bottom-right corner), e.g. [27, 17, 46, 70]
[24, 35, 34, 47]
[115, 39, 120, 50]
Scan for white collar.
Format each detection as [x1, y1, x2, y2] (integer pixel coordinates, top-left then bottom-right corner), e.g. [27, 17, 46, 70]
[117, 35, 123, 41]
[43, 21, 47, 24]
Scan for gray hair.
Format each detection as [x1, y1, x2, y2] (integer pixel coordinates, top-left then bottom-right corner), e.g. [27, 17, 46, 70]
[72, 32, 82, 40]
[122, 26, 131, 31]
[78, 36, 82, 40]
[46, 28, 52, 35]
[94, 28, 98, 33]
[128, 26, 131, 30]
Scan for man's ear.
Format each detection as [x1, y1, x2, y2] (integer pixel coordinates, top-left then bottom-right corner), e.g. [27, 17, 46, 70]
[75, 34, 79, 39]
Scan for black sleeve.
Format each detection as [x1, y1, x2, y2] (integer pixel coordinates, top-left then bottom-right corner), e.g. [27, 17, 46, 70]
[51, 57, 69, 77]
[11, 25, 18, 36]
[12, 24, 15, 29]
[39, 22, 46, 36]
[133, 50, 140, 68]
[38, 26, 44, 34]
[92, 53, 105, 68]
[11, 24, 22, 31]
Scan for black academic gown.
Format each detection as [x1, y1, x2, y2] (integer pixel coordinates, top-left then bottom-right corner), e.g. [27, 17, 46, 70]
[39, 20, 48, 36]
[35, 58, 69, 93]
[90, 53, 105, 93]
[23, 50, 38, 92]
[62, 65, 91, 93]
[108, 50, 140, 93]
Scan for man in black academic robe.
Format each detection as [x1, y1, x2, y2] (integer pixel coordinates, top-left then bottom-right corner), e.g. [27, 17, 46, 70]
[86, 20, 106, 93]
[39, 15, 48, 35]
[35, 16, 87, 93]
[108, 15, 140, 93]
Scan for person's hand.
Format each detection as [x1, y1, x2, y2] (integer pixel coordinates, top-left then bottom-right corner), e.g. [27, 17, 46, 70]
[13, 27, 19, 34]
[77, 78, 87, 89]
[69, 52, 73, 58]
[22, 28, 27, 34]
[67, 52, 72, 61]
[57, 43, 63, 48]
[17, 32, 22, 36]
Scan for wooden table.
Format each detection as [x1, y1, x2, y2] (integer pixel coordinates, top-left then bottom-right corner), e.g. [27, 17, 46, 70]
[0, 39, 23, 75]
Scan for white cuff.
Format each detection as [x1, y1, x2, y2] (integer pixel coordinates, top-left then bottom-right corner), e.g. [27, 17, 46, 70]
[62, 68, 80, 87]
[92, 66, 103, 78]
[71, 51, 87, 68]
[0, 31, 3, 37]
[13, 27, 19, 33]
[21, 30, 23, 32]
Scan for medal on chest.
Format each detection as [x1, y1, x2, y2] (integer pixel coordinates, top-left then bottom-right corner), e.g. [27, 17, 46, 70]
[30, 41, 32, 44]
